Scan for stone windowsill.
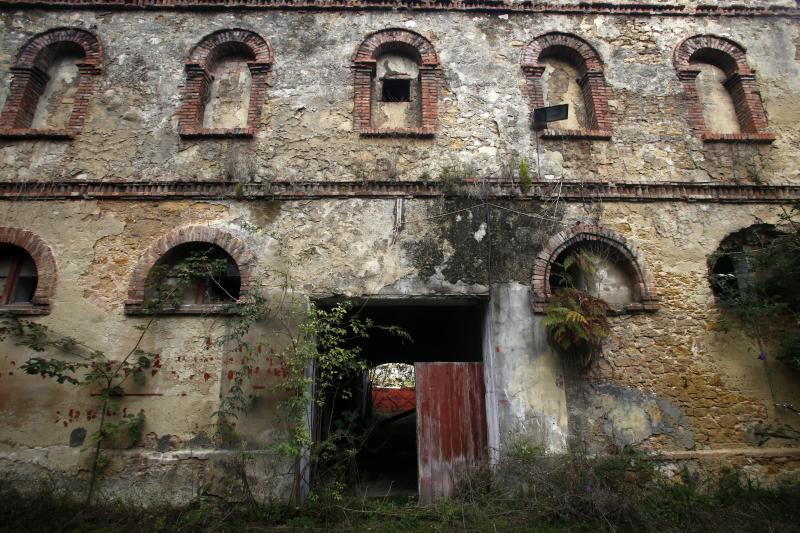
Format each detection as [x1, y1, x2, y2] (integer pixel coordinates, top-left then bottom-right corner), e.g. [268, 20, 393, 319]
[124, 302, 243, 316]
[179, 127, 255, 139]
[702, 132, 776, 144]
[538, 128, 612, 140]
[359, 127, 435, 138]
[0, 128, 75, 140]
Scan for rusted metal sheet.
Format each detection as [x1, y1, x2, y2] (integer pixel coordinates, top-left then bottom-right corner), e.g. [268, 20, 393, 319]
[415, 362, 487, 503]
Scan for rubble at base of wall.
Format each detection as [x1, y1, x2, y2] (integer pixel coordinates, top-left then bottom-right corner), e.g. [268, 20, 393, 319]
[0, 447, 296, 506]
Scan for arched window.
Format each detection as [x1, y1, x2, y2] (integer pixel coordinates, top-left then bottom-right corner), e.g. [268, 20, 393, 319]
[532, 224, 659, 314]
[0, 28, 103, 139]
[145, 243, 241, 306]
[0, 227, 57, 314]
[520, 32, 612, 140]
[178, 29, 272, 139]
[0, 245, 38, 305]
[674, 35, 775, 143]
[125, 226, 255, 315]
[352, 29, 441, 137]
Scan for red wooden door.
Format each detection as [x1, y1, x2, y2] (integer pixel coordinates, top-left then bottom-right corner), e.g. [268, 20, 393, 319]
[415, 362, 488, 502]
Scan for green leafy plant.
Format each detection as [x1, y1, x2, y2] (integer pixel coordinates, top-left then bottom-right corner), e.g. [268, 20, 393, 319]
[518, 157, 531, 195]
[544, 251, 609, 369]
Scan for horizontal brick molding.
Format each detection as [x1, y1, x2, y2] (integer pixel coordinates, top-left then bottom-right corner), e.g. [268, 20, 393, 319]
[2, 1, 797, 17]
[531, 223, 659, 314]
[521, 32, 612, 138]
[1, 180, 799, 203]
[352, 28, 440, 137]
[0, 28, 103, 138]
[0, 226, 58, 312]
[674, 34, 775, 143]
[124, 225, 256, 314]
[178, 29, 272, 138]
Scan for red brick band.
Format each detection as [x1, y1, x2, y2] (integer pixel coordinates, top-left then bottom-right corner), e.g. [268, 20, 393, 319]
[125, 225, 256, 310]
[531, 223, 659, 314]
[178, 29, 272, 138]
[673, 34, 774, 143]
[0, 226, 58, 310]
[521, 32, 612, 138]
[0, 28, 103, 138]
[352, 28, 440, 137]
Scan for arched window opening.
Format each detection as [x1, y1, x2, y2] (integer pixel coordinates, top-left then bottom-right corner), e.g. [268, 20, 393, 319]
[540, 58, 587, 130]
[532, 224, 659, 314]
[674, 35, 774, 143]
[352, 29, 440, 137]
[521, 33, 612, 139]
[144, 243, 241, 307]
[0, 245, 38, 305]
[178, 29, 272, 138]
[709, 224, 781, 301]
[202, 49, 254, 130]
[692, 62, 741, 135]
[31, 46, 83, 130]
[372, 52, 421, 130]
[549, 243, 636, 311]
[0, 28, 102, 138]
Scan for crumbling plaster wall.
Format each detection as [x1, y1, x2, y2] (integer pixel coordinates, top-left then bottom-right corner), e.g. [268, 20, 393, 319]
[0, 11, 798, 184]
[1, 198, 798, 465]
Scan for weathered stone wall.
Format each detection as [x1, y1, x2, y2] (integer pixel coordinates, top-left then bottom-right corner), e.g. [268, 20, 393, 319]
[0, 3, 799, 502]
[0, 11, 798, 184]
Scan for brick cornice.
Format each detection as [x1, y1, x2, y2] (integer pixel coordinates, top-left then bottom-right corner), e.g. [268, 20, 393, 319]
[0, 180, 798, 203]
[1, 1, 797, 17]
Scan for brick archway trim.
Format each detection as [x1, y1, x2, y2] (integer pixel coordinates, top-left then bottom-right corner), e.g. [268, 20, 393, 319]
[531, 224, 659, 314]
[520, 32, 611, 139]
[673, 35, 774, 143]
[351, 28, 441, 137]
[0, 28, 103, 138]
[352, 28, 440, 66]
[125, 225, 256, 312]
[178, 29, 272, 138]
[0, 226, 58, 311]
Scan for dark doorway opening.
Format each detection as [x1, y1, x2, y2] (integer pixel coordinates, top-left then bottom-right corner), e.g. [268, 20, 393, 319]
[317, 299, 486, 499]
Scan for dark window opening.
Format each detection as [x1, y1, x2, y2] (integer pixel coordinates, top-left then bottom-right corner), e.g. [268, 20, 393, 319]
[0, 245, 37, 305]
[145, 243, 240, 306]
[382, 78, 411, 103]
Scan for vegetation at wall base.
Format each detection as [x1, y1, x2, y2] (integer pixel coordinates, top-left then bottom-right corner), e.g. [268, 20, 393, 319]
[2, 450, 799, 533]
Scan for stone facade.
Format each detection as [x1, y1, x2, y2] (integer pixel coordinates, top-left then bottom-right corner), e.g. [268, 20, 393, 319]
[0, 0, 799, 503]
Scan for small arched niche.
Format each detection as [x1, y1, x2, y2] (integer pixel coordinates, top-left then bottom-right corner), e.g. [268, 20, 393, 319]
[202, 45, 254, 130]
[31, 44, 84, 130]
[692, 62, 741, 135]
[144, 242, 241, 307]
[532, 224, 659, 314]
[540, 57, 588, 130]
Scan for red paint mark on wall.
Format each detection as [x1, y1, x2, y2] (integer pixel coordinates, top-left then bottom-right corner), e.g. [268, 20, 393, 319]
[203, 372, 211, 381]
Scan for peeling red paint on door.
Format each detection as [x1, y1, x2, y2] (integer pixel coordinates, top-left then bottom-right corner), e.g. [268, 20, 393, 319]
[415, 362, 487, 503]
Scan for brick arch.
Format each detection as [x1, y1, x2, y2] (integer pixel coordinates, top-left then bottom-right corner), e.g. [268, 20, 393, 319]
[125, 226, 256, 310]
[352, 28, 440, 66]
[0, 226, 58, 310]
[187, 29, 273, 71]
[0, 28, 103, 136]
[178, 29, 272, 138]
[531, 224, 659, 314]
[673, 35, 751, 77]
[520, 32, 611, 139]
[673, 35, 773, 142]
[520, 32, 603, 74]
[351, 28, 441, 137]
